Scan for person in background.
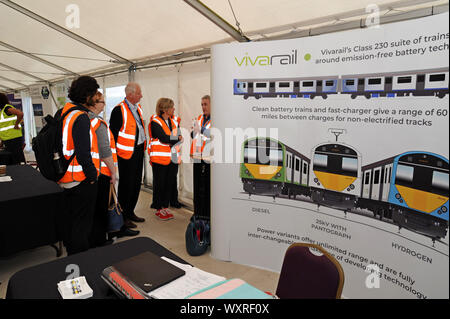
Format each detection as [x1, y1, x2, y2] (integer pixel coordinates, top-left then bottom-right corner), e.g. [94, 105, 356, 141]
[86, 92, 117, 247]
[0, 93, 26, 165]
[109, 83, 146, 237]
[190, 95, 211, 218]
[169, 108, 182, 208]
[149, 98, 182, 220]
[59, 76, 100, 255]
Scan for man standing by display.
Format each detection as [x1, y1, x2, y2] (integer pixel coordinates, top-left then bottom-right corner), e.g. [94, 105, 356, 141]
[190, 95, 211, 218]
[109, 83, 146, 236]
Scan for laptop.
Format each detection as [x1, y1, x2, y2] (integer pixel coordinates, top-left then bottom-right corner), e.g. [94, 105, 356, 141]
[101, 251, 186, 299]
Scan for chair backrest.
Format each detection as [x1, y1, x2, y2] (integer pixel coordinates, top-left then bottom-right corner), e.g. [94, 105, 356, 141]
[276, 243, 344, 299]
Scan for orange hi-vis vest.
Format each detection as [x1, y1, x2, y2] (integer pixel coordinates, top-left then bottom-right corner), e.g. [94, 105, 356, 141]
[98, 119, 118, 177]
[59, 103, 100, 184]
[149, 116, 181, 165]
[190, 114, 211, 159]
[116, 100, 147, 160]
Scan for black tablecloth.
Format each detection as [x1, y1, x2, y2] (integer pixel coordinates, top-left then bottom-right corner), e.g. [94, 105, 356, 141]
[0, 150, 12, 165]
[6, 237, 190, 299]
[0, 165, 63, 257]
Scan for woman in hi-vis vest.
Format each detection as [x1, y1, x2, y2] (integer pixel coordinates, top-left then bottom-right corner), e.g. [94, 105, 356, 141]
[86, 92, 118, 247]
[149, 98, 182, 221]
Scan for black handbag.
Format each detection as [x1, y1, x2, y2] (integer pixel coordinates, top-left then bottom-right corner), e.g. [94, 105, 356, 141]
[107, 184, 124, 232]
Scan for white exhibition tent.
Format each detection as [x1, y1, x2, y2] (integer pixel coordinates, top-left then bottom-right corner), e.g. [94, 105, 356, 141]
[1, 0, 448, 200]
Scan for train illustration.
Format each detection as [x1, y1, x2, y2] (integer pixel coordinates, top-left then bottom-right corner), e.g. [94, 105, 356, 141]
[240, 137, 449, 241]
[234, 68, 449, 100]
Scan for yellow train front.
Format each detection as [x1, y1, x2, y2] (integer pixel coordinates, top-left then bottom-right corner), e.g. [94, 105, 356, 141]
[240, 138, 311, 198]
[310, 143, 362, 210]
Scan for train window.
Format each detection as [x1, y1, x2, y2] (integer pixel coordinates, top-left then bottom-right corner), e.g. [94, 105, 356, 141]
[317, 81, 323, 87]
[342, 157, 358, 174]
[269, 150, 283, 165]
[385, 77, 393, 84]
[296, 159, 300, 171]
[358, 79, 365, 85]
[270, 82, 275, 88]
[243, 83, 247, 88]
[256, 83, 267, 88]
[374, 170, 380, 185]
[388, 167, 392, 183]
[279, 82, 291, 88]
[365, 172, 370, 184]
[244, 148, 257, 163]
[346, 80, 355, 86]
[432, 171, 449, 191]
[294, 82, 300, 87]
[368, 78, 382, 85]
[325, 80, 334, 86]
[303, 163, 308, 174]
[314, 154, 328, 168]
[302, 81, 314, 87]
[397, 76, 412, 84]
[417, 75, 425, 82]
[430, 74, 446, 82]
[396, 165, 414, 183]
[249, 82, 254, 88]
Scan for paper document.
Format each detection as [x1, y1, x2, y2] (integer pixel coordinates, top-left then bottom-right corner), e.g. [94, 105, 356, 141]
[0, 176, 12, 182]
[148, 257, 226, 299]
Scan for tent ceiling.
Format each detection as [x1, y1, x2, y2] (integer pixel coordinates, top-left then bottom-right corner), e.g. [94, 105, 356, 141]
[0, 0, 448, 91]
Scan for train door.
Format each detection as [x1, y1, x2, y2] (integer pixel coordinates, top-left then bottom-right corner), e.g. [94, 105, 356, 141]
[286, 153, 292, 183]
[301, 161, 309, 186]
[294, 157, 301, 185]
[382, 165, 392, 201]
[371, 167, 382, 200]
[362, 170, 371, 199]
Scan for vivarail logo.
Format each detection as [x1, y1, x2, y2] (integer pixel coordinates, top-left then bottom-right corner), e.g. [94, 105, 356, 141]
[235, 50, 304, 67]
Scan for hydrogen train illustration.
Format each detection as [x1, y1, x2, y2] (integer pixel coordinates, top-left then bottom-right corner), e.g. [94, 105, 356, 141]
[234, 68, 449, 99]
[240, 137, 449, 240]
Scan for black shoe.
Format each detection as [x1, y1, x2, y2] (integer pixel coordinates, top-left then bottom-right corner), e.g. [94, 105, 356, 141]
[124, 219, 137, 229]
[129, 214, 145, 223]
[117, 228, 140, 238]
[170, 202, 182, 209]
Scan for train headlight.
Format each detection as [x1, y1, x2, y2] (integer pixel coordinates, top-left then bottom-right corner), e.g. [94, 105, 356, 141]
[276, 173, 282, 178]
[441, 206, 448, 213]
[437, 210, 442, 215]
[395, 193, 401, 200]
[245, 169, 250, 176]
[350, 184, 355, 190]
[314, 178, 319, 184]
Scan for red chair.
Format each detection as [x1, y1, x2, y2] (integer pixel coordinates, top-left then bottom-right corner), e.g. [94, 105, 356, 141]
[276, 243, 344, 299]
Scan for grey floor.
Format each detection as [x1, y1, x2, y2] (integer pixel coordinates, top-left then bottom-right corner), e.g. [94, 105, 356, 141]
[0, 190, 279, 299]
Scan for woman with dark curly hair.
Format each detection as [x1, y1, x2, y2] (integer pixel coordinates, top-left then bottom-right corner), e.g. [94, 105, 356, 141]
[59, 76, 101, 255]
[0, 93, 25, 165]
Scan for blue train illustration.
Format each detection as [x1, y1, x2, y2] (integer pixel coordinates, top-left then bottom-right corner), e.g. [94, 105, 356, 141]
[234, 68, 449, 99]
[240, 137, 449, 241]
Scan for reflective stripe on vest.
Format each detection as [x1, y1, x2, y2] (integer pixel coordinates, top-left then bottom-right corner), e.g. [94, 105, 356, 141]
[0, 105, 22, 141]
[116, 101, 147, 160]
[190, 114, 211, 159]
[59, 103, 100, 183]
[98, 119, 118, 177]
[149, 116, 180, 165]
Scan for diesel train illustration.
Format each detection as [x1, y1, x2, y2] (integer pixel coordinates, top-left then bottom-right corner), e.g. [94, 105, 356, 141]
[234, 68, 449, 100]
[240, 137, 449, 241]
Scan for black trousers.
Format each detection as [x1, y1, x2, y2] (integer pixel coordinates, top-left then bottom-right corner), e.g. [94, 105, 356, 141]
[62, 180, 98, 256]
[152, 162, 177, 210]
[193, 161, 210, 218]
[117, 143, 144, 220]
[89, 174, 110, 248]
[4, 137, 25, 165]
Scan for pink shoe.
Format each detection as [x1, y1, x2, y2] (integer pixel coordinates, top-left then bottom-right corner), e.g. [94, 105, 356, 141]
[155, 209, 171, 221]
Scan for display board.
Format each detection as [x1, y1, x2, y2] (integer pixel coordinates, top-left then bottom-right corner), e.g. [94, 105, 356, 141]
[211, 13, 449, 299]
